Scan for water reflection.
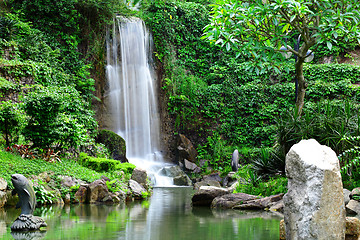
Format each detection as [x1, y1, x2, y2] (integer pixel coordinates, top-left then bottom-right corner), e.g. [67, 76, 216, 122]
[1, 187, 281, 240]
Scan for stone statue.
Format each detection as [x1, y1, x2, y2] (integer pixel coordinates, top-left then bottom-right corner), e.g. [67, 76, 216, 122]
[10, 174, 47, 232]
[231, 149, 239, 172]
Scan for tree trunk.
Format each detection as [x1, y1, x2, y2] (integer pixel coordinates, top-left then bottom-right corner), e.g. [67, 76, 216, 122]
[295, 59, 306, 115]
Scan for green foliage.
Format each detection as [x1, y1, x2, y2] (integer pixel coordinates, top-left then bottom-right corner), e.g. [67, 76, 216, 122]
[22, 86, 96, 150]
[32, 179, 56, 205]
[0, 101, 23, 146]
[234, 165, 287, 196]
[276, 100, 360, 156]
[78, 152, 136, 174]
[339, 136, 360, 190]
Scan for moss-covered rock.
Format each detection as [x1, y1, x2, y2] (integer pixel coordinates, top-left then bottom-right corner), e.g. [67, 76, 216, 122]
[96, 129, 128, 163]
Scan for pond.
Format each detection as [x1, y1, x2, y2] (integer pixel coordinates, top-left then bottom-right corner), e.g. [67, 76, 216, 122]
[0, 187, 282, 240]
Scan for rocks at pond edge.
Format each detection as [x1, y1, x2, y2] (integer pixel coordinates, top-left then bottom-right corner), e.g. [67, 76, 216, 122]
[211, 192, 259, 209]
[176, 134, 198, 163]
[192, 186, 230, 207]
[131, 168, 148, 190]
[283, 139, 345, 240]
[233, 193, 284, 211]
[129, 180, 147, 200]
[346, 200, 360, 215]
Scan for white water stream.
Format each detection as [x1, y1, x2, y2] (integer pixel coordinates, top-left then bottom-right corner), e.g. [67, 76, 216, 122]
[106, 17, 173, 186]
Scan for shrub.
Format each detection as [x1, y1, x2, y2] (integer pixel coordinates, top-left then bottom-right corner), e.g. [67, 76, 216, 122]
[0, 101, 23, 146]
[78, 152, 135, 174]
[95, 129, 127, 162]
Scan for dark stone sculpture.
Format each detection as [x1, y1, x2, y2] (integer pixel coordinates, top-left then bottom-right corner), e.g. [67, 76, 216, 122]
[231, 149, 239, 172]
[10, 174, 47, 232]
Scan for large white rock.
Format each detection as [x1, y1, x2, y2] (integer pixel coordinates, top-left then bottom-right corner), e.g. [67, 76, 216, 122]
[283, 139, 345, 240]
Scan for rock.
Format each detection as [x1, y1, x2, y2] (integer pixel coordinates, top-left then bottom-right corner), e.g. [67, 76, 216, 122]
[0, 178, 7, 191]
[160, 165, 184, 177]
[222, 172, 237, 187]
[346, 200, 360, 215]
[0, 191, 6, 208]
[59, 175, 86, 188]
[64, 193, 71, 204]
[114, 190, 126, 202]
[184, 159, 201, 173]
[283, 139, 346, 240]
[38, 172, 52, 183]
[281, 217, 360, 240]
[344, 189, 351, 205]
[233, 193, 284, 210]
[346, 217, 360, 240]
[194, 179, 221, 190]
[269, 199, 284, 213]
[202, 172, 222, 184]
[96, 129, 128, 162]
[192, 186, 229, 207]
[351, 188, 360, 199]
[88, 179, 113, 204]
[279, 219, 285, 240]
[129, 180, 147, 200]
[5, 190, 18, 207]
[74, 185, 88, 204]
[173, 175, 192, 186]
[177, 134, 198, 163]
[211, 192, 259, 209]
[131, 168, 148, 190]
[231, 149, 239, 172]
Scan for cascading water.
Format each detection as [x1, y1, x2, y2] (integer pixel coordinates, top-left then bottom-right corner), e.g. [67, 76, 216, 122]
[106, 17, 173, 187]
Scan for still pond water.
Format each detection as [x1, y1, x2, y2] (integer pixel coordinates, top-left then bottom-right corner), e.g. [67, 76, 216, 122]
[1, 187, 282, 240]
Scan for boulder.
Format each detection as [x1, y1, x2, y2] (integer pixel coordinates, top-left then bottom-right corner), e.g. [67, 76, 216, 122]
[96, 129, 128, 162]
[88, 179, 113, 204]
[281, 217, 360, 240]
[222, 172, 237, 187]
[59, 175, 86, 188]
[351, 188, 360, 199]
[233, 193, 284, 210]
[131, 168, 148, 190]
[346, 200, 360, 215]
[129, 180, 147, 200]
[0, 191, 6, 208]
[283, 139, 345, 240]
[346, 217, 360, 240]
[211, 192, 259, 209]
[194, 179, 221, 190]
[173, 175, 192, 186]
[177, 134, 198, 163]
[0, 178, 7, 191]
[184, 159, 201, 173]
[192, 186, 229, 207]
[269, 199, 284, 213]
[160, 165, 184, 178]
[344, 189, 351, 205]
[74, 185, 88, 204]
[202, 173, 222, 184]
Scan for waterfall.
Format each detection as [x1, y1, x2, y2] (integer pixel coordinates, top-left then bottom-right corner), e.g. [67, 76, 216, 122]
[106, 17, 173, 187]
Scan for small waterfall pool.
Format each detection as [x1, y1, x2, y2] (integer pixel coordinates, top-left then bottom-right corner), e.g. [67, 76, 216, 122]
[1, 188, 282, 240]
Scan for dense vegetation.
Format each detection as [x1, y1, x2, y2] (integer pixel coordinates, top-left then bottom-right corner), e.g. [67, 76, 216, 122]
[0, 0, 360, 198]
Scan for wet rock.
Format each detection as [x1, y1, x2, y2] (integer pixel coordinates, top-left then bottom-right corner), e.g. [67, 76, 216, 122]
[160, 165, 184, 177]
[114, 190, 126, 202]
[211, 192, 259, 209]
[129, 180, 147, 200]
[0, 178, 7, 191]
[177, 134, 198, 163]
[192, 186, 229, 207]
[131, 168, 148, 190]
[74, 185, 88, 203]
[269, 199, 284, 213]
[283, 139, 345, 240]
[64, 193, 71, 204]
[233, 193, 283, 210]
[173, 175, 192, 186]
[346, 200, 360, 215]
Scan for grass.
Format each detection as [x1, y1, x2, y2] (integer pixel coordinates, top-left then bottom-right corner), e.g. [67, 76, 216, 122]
[0, 150, 114, 188]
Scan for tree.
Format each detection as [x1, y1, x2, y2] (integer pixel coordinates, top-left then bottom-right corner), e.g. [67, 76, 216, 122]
[203, 0, 360, 114]
[0, 101, 22, 147]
